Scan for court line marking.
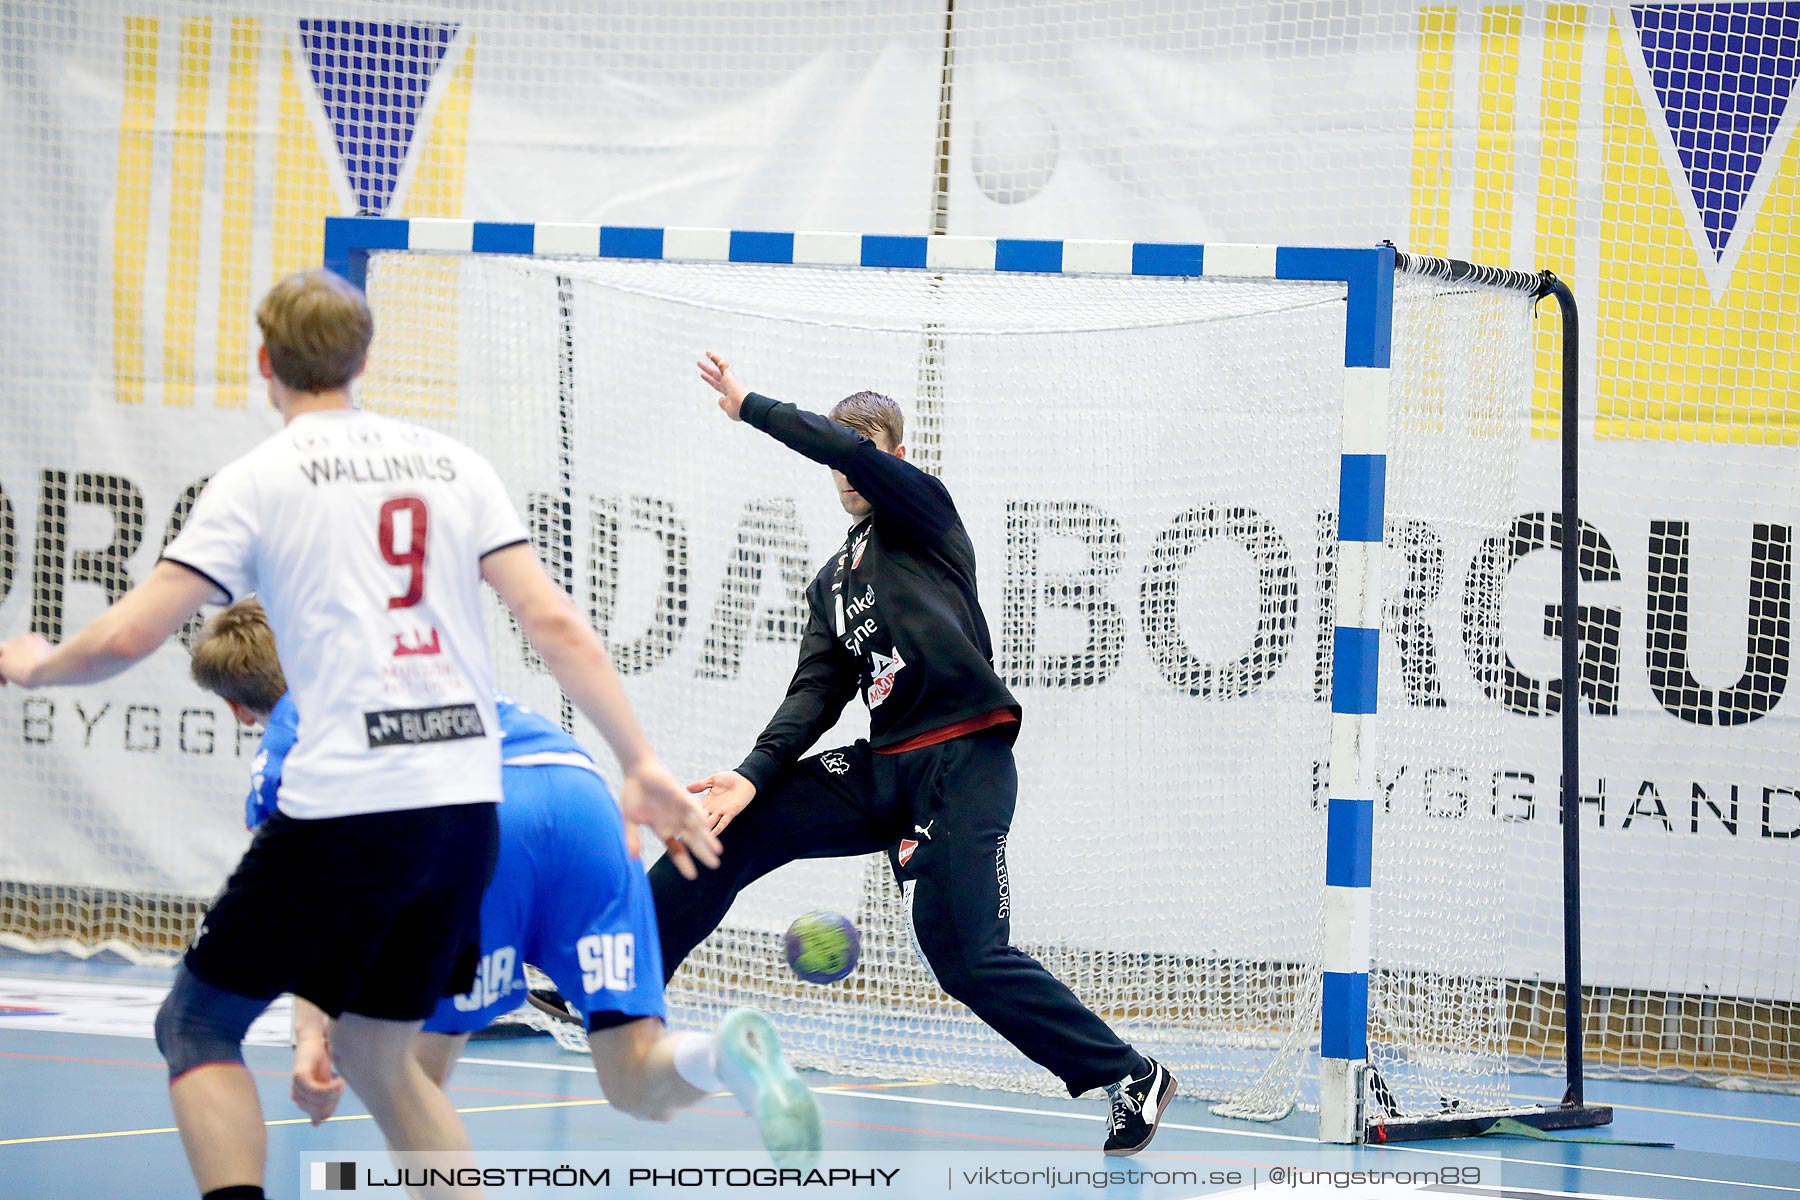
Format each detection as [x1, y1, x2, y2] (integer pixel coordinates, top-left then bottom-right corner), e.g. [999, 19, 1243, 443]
[0, 1049, 598, 1102]
[456, 1059, 1800, 1132]
[0, 1099, 628, 1147]
[3, 1076, 1794, 1196]
[0, 967, 177, 985]
[458, 1055, 589, 1074]
[8, 1039, 1795, 1190]
[1514, 1091, 1800, 1130]
[4, 996, 1789, 1134]
[460, 1058, 939, 1091]
[457, 1065, 1800, 1144]
[454, 1058, 1800, 1193]
[817, 1090, 1800, 1195]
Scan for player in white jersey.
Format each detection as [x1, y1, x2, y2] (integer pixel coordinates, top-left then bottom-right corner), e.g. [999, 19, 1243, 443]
[0, 269, 722, 1200]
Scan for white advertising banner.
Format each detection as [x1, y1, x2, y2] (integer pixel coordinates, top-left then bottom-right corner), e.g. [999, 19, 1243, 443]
[0, 2, 1793, 1018]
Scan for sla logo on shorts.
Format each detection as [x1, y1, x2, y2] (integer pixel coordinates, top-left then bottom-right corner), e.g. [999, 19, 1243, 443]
[363, 703, 486, 748]
[821, 751, 851, 775]
[578, 933, 636, 993]
[452, 945, 519, 1012]
[867, 648, 906, 709]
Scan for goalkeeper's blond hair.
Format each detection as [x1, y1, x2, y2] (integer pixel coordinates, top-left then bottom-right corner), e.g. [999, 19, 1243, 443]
[830, 391, 904, 450]
[189, 599, 287, 715]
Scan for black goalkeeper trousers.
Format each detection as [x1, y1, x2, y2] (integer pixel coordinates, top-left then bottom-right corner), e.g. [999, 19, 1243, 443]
[646, 729, 1143, 1097]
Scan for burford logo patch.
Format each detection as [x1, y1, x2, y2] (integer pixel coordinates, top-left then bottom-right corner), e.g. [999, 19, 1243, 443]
[364, 703, 485, 748]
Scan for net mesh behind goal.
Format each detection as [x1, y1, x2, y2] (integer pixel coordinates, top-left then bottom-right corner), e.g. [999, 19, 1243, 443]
[358, 248, 1534, 1120]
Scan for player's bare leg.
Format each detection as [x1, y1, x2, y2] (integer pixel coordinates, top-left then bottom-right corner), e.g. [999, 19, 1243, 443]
[589, 1017, 704, 1120]
[588, 1012, 820, 1167]
[409, 1013, 710, 1128]
[168, 1063, 266, 1193]
[332, 1013, 481, 1200]
[412, 1031, 472, 1087]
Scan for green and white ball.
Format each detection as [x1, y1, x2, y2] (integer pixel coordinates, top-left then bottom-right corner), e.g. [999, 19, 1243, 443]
[784, 910, 860, 985]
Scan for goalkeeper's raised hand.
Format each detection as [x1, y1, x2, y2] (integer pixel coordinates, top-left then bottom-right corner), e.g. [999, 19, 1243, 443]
[698, 350, 749, 420]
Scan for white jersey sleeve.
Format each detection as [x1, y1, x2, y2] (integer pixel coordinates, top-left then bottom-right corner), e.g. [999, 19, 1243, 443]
[161, 459, 260, 604]
[463, 451, 533, 560]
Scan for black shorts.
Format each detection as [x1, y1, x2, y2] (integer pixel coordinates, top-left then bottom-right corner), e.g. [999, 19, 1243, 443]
[185, 801, 499, 1021]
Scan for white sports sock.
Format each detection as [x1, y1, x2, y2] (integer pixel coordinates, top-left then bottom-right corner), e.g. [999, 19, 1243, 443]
[672, 1032, 723, 1094]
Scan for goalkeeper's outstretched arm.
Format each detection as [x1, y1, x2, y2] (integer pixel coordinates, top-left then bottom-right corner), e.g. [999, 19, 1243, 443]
[742, 395, 956, 540]
[697, 351, 958, 541]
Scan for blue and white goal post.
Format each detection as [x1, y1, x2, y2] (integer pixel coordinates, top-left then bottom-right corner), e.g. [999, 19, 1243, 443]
[320, 213, 1605, 1144]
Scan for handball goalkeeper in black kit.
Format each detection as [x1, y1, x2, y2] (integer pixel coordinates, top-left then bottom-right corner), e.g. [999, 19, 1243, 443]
[648, 351, 1178, 1155]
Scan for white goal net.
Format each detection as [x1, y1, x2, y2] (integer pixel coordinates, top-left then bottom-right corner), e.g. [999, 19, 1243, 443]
[356, 244, 1534, 1123]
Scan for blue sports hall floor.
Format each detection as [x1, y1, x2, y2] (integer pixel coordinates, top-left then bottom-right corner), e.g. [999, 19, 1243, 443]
[3, 954, 1796, 1199]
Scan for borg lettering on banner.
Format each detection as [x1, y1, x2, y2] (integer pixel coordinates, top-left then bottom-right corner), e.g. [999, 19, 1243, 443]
[363, 703, 485, 748]
[5, 468, 1789, 727]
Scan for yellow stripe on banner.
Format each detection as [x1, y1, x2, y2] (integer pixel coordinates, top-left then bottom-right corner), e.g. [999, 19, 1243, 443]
[1597, 20, 1800, 444]
[162, 16, 212, 409]
[272, 41, 341, 284]
[360, 38, 475, 424]
[215, 17, 260, 410]
[1472, 7, 1522, 268]
[1408, 8, 1458, 258]
[404, 36, 473, 218]
[112, 17, 158, 407]
[1533, 5, 1586, 438]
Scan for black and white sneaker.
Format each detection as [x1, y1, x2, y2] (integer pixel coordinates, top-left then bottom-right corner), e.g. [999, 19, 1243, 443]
[525, 986, 581, 1026]
[1103, 1058, 1177, 1156]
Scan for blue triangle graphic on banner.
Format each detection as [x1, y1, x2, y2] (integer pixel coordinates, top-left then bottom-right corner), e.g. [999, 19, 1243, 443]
[1631, 3, 1800, 259]
[299, 21, 459, 216]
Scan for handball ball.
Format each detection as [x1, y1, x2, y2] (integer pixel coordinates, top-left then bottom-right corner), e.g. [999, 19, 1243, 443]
[971, 95, 1060, 205]
[785, 910, 860, 985]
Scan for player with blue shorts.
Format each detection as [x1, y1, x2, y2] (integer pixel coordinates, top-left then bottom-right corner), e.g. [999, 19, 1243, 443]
[191, 599, 820, 1163]
[252, 697, 669, 1042]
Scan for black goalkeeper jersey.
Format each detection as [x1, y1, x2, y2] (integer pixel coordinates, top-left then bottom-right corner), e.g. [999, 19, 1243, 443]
[733, 392, 1021, 793]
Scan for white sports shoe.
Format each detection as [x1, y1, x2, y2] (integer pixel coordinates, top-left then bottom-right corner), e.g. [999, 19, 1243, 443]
[716, 1008, 822, 1169]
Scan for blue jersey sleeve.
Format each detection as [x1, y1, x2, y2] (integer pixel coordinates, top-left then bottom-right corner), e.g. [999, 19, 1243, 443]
[245, 694, 298, 829]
